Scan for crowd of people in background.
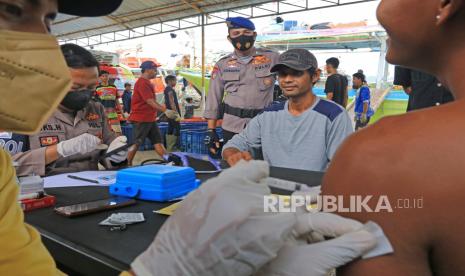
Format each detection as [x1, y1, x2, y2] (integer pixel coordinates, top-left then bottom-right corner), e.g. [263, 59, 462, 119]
[2, 15, 454, 174]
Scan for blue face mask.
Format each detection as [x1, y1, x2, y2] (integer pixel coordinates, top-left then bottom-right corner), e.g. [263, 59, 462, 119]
[61, 89, 94, 111]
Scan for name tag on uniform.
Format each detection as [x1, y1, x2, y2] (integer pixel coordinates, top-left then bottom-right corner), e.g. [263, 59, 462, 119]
[41, 124, 63, 132]
[255, 64, 271, 71]
[224, 68, 240, 73]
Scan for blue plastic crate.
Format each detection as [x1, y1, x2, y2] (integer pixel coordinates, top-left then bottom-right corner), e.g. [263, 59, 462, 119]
[121, 123, 169, 151]
[180, 122, 208, 130]
[121, 124, 134, 144]
[180, 127, 224, 154]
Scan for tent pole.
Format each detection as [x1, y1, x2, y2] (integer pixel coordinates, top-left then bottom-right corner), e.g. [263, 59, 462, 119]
[201, 13, 206, 112]
[376, 36, 387, 90]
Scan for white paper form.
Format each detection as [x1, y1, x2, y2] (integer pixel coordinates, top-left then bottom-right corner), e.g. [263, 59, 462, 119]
[44, 171, 117, 188]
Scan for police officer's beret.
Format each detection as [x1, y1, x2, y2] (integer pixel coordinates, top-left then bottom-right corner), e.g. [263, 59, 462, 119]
[226, 17, 255, 31]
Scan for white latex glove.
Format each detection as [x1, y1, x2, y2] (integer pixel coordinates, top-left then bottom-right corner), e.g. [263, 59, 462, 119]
[106, 136, 128, 163]
[57, 133, 101, 157]
[256, 213, 377, 276]
[131, 160, 300, 276]
[164, 109, 180, 121]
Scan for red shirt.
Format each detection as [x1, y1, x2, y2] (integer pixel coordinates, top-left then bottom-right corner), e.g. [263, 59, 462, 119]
[129, 77, 157, 122]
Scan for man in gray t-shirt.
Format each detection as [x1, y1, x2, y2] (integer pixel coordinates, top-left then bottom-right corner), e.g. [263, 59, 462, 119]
[222, 49, 353, 171]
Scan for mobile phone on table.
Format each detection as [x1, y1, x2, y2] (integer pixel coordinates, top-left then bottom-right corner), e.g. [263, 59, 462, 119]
[54, 197, 137, 217]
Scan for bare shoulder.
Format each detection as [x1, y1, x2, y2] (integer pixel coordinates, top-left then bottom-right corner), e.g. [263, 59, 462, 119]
[322, 105, 465, 275]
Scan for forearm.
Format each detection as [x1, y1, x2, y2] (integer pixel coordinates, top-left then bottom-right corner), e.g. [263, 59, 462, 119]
[169, 96, 176, 112]
[208, 119, 217, 129]
[146, 99, 166, 112]
[13, 147, 48, 176]
[222, 147, 241, 160]
[363, 103, 368, 114]
[45, 145, 59, 164]
[403, 86, 412, 95]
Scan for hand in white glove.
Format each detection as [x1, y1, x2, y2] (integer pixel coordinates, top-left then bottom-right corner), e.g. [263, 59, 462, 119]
[57, 133, 101, 157]
[164, 109, 180, 121]
[106, 136, 128, 163]
[131, 160, 299, 276]
[256, 212, 377, 276]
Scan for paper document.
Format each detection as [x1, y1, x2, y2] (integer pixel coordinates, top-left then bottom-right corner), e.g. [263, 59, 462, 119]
[100, 213, 145, 226]
[44, 171, 117, 188]
[154, 202, 182, 216]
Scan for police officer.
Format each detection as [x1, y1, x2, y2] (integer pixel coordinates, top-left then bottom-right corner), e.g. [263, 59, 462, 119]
[13, 44, 127, 177]
[204, 17, 279, 155]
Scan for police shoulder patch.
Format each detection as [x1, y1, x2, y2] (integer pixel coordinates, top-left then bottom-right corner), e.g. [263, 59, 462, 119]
[211, 65, 220, 80]
[217, 53, 234, 62]
[86, 113, 100, 121]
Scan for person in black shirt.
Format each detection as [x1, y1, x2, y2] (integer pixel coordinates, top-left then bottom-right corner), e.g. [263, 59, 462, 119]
[164, 75, 181, 151]
[394, 66, 454, 111]
[324, 57, 349, 107]
[122, 82, 132, 118]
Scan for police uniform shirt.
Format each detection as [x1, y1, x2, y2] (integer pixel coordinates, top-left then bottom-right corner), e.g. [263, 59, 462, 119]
[13, 101, 117, 176]
[204, 48, 279, 134]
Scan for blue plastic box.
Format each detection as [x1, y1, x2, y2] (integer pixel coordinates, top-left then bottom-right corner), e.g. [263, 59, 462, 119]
[109, 165, 200, 202]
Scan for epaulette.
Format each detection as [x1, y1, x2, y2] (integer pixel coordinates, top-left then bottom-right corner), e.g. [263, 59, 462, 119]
[256, 47, 276, 53]
[216, 53, 234, 62]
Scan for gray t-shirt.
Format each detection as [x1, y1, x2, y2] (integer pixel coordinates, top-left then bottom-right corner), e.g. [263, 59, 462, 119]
[222, 98, 353, 171]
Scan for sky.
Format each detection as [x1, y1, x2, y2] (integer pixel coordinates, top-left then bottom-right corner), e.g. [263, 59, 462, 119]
[91, 1, 391, 82]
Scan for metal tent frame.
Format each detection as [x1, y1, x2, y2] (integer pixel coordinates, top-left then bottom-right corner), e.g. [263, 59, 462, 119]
[56, 0, 383, 108]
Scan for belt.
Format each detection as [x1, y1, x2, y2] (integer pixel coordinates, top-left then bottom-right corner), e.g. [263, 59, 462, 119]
[223, 104, 262, 119]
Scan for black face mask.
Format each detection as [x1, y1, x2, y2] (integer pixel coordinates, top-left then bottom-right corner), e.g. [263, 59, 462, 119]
[229, 35, 255, 51]
[61, 89, 93, 111]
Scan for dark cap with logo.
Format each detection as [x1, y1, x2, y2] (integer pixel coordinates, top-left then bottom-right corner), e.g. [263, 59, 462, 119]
[140, 61, 158, 70]
[270, 49, 318, 73]
[58, 0, 123, 17]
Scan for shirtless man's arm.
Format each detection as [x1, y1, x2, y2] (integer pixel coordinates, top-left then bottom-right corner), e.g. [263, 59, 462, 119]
[321, 111, 465, 276]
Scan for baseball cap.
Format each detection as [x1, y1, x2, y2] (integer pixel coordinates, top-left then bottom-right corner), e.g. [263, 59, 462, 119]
[226, 17, 255, 31]
[58, 0, 123, 17]
[270, 49, 318, 73]
[140, 61, 158, 70]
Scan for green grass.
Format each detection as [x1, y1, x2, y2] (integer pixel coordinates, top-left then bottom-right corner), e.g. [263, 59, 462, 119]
[370, 100, 408, 123]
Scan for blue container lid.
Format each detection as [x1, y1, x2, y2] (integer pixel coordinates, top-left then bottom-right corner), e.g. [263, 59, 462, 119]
[109, 165, 199, 201]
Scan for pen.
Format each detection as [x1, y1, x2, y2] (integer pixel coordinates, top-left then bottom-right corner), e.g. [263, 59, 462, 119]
[67, 175, 100, 184]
